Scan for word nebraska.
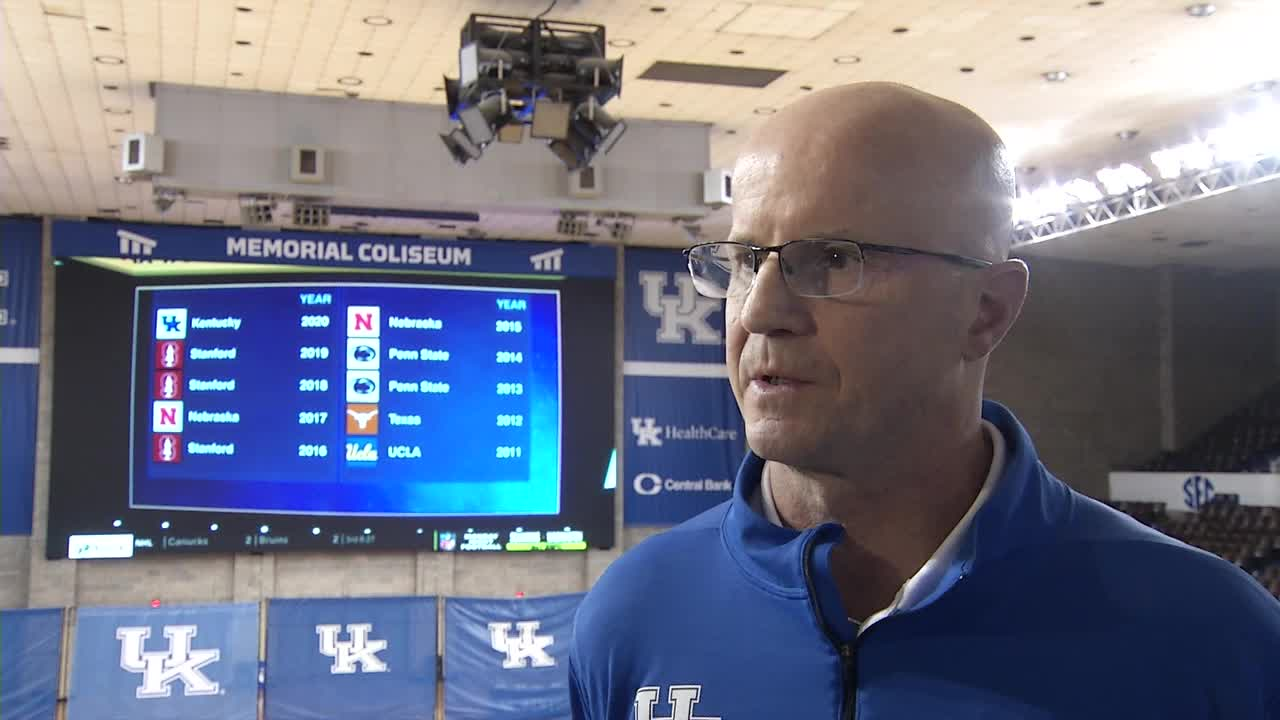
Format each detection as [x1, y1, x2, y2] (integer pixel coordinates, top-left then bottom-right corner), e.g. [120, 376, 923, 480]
[225, 237, 472, 267]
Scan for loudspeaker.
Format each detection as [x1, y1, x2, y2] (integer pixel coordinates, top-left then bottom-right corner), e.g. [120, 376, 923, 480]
[290, 146, 328, 184]
[121, 133, 165, 176]
[702, 168, 732, 207]
[568, 165, 604, 198]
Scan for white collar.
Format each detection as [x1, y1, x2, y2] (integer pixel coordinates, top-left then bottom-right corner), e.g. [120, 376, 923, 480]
[755, 419, 1006, 631]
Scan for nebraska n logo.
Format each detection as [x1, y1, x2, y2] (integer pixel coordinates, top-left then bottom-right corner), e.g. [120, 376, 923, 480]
[488, 621, 555, 668]
[116, 625, 220, 699]
[316, 623, 389, 674]
[635, 685, 721, 720]
[637, 271, 722, 345]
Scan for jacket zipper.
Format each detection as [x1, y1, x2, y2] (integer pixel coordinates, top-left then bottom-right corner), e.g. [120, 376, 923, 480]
[803, 535, 858, 720]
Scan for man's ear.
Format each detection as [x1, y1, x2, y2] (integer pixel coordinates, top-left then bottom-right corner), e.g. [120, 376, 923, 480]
[964, 259, 1029, 361]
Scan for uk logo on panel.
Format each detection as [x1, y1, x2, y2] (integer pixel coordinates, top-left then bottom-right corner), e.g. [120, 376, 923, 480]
[488, 621, 555, 668]
[116, 625, 221, 698]
[631, 417, 664, 447]
[316, 623, 389, 674]
[637, 271, 721, 345]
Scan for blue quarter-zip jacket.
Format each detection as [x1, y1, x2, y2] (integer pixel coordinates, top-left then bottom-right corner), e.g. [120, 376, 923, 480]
[570, 401, 1280, 719]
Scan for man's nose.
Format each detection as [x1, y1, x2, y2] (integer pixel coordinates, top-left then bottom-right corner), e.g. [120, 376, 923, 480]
[736, 253, 813, 337]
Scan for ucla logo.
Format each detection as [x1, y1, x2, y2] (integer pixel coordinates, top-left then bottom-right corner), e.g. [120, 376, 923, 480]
[316, 623, 388, 674]
[487, 621, 555, 669]
[637, 272, 721, 345]
[634, 685, 721, 720]
[116, 625, 220, 699]
[631, 417, 663, 447]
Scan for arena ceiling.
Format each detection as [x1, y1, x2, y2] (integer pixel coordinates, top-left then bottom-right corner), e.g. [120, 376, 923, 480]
[1, 0, 1277, 266]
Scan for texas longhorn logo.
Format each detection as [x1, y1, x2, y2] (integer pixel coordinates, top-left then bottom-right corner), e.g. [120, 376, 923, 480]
[488, 621, 556, 669]
[316, 623, 388, 674]
[116, 625, 221, 699]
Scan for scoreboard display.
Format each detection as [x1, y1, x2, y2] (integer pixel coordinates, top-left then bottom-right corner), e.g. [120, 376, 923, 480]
[47, 261, 615, 557]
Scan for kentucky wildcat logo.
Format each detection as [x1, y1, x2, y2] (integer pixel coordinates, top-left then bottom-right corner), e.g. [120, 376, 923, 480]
[488, 621, 555, 668]
[116, 625, 220, 698]
[637, 271, 722, 345]
[316, 623, 388, 674]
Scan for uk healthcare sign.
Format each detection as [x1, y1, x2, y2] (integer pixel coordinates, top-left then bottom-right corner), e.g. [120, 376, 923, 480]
[68, 603, 259, 720]
[623, 248, 744, 525]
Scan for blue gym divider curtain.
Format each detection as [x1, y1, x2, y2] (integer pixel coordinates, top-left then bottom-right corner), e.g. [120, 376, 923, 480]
[0, 608, 63, 720]
[444, 594, 583, 720]
[265, 596, 437, 720]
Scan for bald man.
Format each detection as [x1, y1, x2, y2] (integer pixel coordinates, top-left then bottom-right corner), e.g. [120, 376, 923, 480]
[570, 83, 1280, 719]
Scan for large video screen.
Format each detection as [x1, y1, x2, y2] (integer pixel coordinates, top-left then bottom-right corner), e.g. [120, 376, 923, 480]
[47, 260, 616, 558]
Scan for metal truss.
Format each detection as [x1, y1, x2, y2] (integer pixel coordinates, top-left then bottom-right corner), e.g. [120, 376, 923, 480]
[1012, 151, 1280, 249]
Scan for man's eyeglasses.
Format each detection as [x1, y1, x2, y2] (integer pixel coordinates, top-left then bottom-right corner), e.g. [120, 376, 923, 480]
[683, 238, 994, 299]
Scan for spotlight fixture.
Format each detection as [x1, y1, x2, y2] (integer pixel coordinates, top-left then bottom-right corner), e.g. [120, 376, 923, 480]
[1185, 3, 1216, 17]
[440, 13, 628, 170]
[833, 55, 861, 64]
[1042, 70, 1070, 82]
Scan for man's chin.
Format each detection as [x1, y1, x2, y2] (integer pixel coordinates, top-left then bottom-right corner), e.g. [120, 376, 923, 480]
[745, 423, 816, 464]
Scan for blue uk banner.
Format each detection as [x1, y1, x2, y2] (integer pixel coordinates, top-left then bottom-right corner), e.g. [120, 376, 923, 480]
[0, 217, 42, 535]
[68, 603, 259, 720]
[444, 594, 583, 720]
[0, 608, 63, 720]
[265, 596, 438, 720]
[623, 247, 743, 525]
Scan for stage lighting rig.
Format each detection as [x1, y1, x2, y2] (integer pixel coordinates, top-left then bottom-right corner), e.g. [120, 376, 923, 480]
[441, 13, 627, 170]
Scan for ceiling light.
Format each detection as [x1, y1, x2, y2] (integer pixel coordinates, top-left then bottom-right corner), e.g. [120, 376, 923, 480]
[235, 40, 251, 46]
[833, 55, 861, 64]
[1020, 35, 1036, 42]
[753, 107, 776, 115]
[358, 50, 373, 57]
[1042, 70, 1070, 82]
[1088, 0, 1104, 6]
[892, 27, 909, 33]
[94, 55, 125, 65]
[337, 76, 363, 86]
[1095, 163, 1151, 195]
[609, 39, 635, 48]
[363, 15, 392, 26]
[659, 102, 672, 108]
[650, 6, 667, 12]
[1116, 129, 1139, 140]
[104, 107, 131, 115]
[800, 84, 814, 91]
[1249, 80, 1276, 93]
[960, 66, 975, 73]
[103, 84, 119, 90]
[230, 71, 244, 77]
[1185, 3, 1215, 17]
[730, 49, 744, 55]
[236, 6, 252, 11]
[94, 25, 111, 31]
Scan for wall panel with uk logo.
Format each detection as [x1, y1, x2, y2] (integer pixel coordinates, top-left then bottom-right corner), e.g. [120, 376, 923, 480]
[265, 596, 437, 720]
[0, 217, 42, 535]
[68, 603, 259, 720]
[443, 594, 582, 720]
[622, 248, 745, 526]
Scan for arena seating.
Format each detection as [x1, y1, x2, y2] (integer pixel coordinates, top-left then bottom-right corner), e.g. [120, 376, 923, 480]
[1109, 494, 1280, 598]
[1139, 384, 1280, 472]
